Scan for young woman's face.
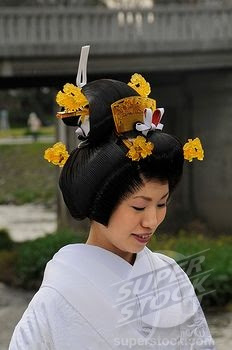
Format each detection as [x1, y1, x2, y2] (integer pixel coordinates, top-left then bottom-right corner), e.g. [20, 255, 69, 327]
[87, 179, 169, 264]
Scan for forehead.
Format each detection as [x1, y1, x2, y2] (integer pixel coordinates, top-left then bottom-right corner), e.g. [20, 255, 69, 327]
[128, 180, 169, 201]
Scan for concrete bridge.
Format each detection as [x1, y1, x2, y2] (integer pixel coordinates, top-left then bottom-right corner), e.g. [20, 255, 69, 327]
[0, 4, 232, 233]
[1, 4, 232, 78]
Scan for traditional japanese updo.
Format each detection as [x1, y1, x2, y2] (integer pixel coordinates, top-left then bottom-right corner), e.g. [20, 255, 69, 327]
[58, 78, 184, 226]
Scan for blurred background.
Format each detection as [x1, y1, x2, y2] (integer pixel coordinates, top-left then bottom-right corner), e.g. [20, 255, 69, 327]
[0, 0, 232, 349]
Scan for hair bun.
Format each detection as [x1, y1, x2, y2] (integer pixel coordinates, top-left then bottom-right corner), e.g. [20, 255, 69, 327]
[60, 79, 138, 147]
[84, 79, 139, 145]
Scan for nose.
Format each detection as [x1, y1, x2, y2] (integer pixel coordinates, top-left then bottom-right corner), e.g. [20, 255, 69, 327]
[141, 207, 158, 230]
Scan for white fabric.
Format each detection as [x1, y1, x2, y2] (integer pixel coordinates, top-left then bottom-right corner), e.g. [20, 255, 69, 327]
[75, 115, 90, 139]
[9, 244, 216, 350]
[135, 108, 164, 136]
[76, 45, 90, 88]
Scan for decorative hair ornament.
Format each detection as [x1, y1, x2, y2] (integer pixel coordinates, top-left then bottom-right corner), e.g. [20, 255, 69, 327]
[56, 83, 89, 119]
[44, 142, 70, 167]
[183, 137, 204, 162]
[56, 45, 90, 121]
[135, 108, 164, 136]
[111, 96, 157, 134]
[111, 74, 161, 161]
[44, 46, 90, 167]
[44, 45, 204, 167]
[75, 115, 90, 139]
[76, 45, 90, 87]
[123, 136, 154, 161]
[128, 73, 151, 97]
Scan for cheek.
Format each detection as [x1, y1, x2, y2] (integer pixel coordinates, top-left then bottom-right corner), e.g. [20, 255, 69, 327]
[158, 208, 167, 223]
[118, 211, 136, 226]
[108, 205, 133, 228]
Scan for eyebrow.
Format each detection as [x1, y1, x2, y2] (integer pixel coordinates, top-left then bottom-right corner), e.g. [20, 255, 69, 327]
[133, 192, 169, 201]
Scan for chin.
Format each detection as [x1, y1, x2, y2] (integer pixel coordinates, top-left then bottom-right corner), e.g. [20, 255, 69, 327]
[129, 246, 146, 254]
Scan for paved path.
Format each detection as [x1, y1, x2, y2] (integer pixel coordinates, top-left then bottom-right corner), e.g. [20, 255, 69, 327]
[208, 310, 232, 350]
[0, 135, 54, 145]
[0, 203, 56, 348]
[0, 283, 34, 350]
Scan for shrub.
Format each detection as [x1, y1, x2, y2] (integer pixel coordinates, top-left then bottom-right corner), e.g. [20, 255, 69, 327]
[0, 228, 14, 250]
[0, 250, 19, 286]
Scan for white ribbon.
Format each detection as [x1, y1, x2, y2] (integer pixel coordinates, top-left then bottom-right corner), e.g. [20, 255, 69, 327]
[75, 45, 90, 140]
[76, 45, 90, 88]
[136, 108, 164, 136]
[75, 116, 90, 139]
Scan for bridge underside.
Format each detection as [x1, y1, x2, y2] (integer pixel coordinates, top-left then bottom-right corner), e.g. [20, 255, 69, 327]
[1, 47, 232, 84]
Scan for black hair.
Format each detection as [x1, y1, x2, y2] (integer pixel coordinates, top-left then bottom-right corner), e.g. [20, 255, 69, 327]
[59, 79, 184, 226]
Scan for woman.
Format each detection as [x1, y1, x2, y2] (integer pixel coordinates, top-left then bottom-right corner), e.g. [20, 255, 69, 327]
[9, 51, 214, 349]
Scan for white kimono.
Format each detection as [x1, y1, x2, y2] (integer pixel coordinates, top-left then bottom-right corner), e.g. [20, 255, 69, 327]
[9, 244, 216, 349]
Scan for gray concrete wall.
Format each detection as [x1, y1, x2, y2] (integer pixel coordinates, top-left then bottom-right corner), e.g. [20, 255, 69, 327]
[155, 70, 232, 233]
[188, 71, 232, 233]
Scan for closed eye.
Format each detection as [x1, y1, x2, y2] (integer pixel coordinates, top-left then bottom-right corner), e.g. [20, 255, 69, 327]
[157, 203, 167, 208]
[132, 206, 145, 211]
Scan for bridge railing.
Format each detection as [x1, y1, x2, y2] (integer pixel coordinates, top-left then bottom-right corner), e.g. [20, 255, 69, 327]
[0, 5, 232, 56]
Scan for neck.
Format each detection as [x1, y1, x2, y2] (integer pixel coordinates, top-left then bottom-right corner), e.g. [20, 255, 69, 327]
[86, 235, 136, 265]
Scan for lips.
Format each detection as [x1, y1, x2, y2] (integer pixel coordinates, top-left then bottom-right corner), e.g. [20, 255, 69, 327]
[131, 233, 152, 243]
[133, 233, 152, 239]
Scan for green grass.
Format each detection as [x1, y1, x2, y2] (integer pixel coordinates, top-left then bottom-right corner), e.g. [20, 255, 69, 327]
[0, 126, 55, 138]
[0, 143, 56, 206]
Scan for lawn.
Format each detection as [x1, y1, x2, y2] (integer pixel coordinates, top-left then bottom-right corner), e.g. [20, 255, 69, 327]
[0, 143, 56, 206]
[0, 126, 55, 138]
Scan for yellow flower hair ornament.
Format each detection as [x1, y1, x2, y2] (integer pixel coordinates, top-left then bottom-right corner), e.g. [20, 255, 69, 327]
[56, 83, 89, 119]
[44, 142, 70, 167]
[128, 73, 151, 97]
[183, 137, 204, 162]
[123, 136, 154, 161]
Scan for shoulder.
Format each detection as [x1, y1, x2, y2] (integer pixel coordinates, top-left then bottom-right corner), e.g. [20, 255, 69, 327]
[9, 286, 85, 350]
[143, 249, 197, 306]
[28, 285, 71, 311]
[152, 251, 177, 265]
[41, 243, 85, 286]
[9, 287, 58, 349]
[145, 247, 179, 268]
[52, 242, 82, 257]
[51, 243, 86, 264]
[14, 286, 77, 327]
[145, 248, 191, 283]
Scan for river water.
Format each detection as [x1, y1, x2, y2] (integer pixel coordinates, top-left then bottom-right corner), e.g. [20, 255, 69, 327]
[0, 204, 56, 242]
[0, 204, 231, 349]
